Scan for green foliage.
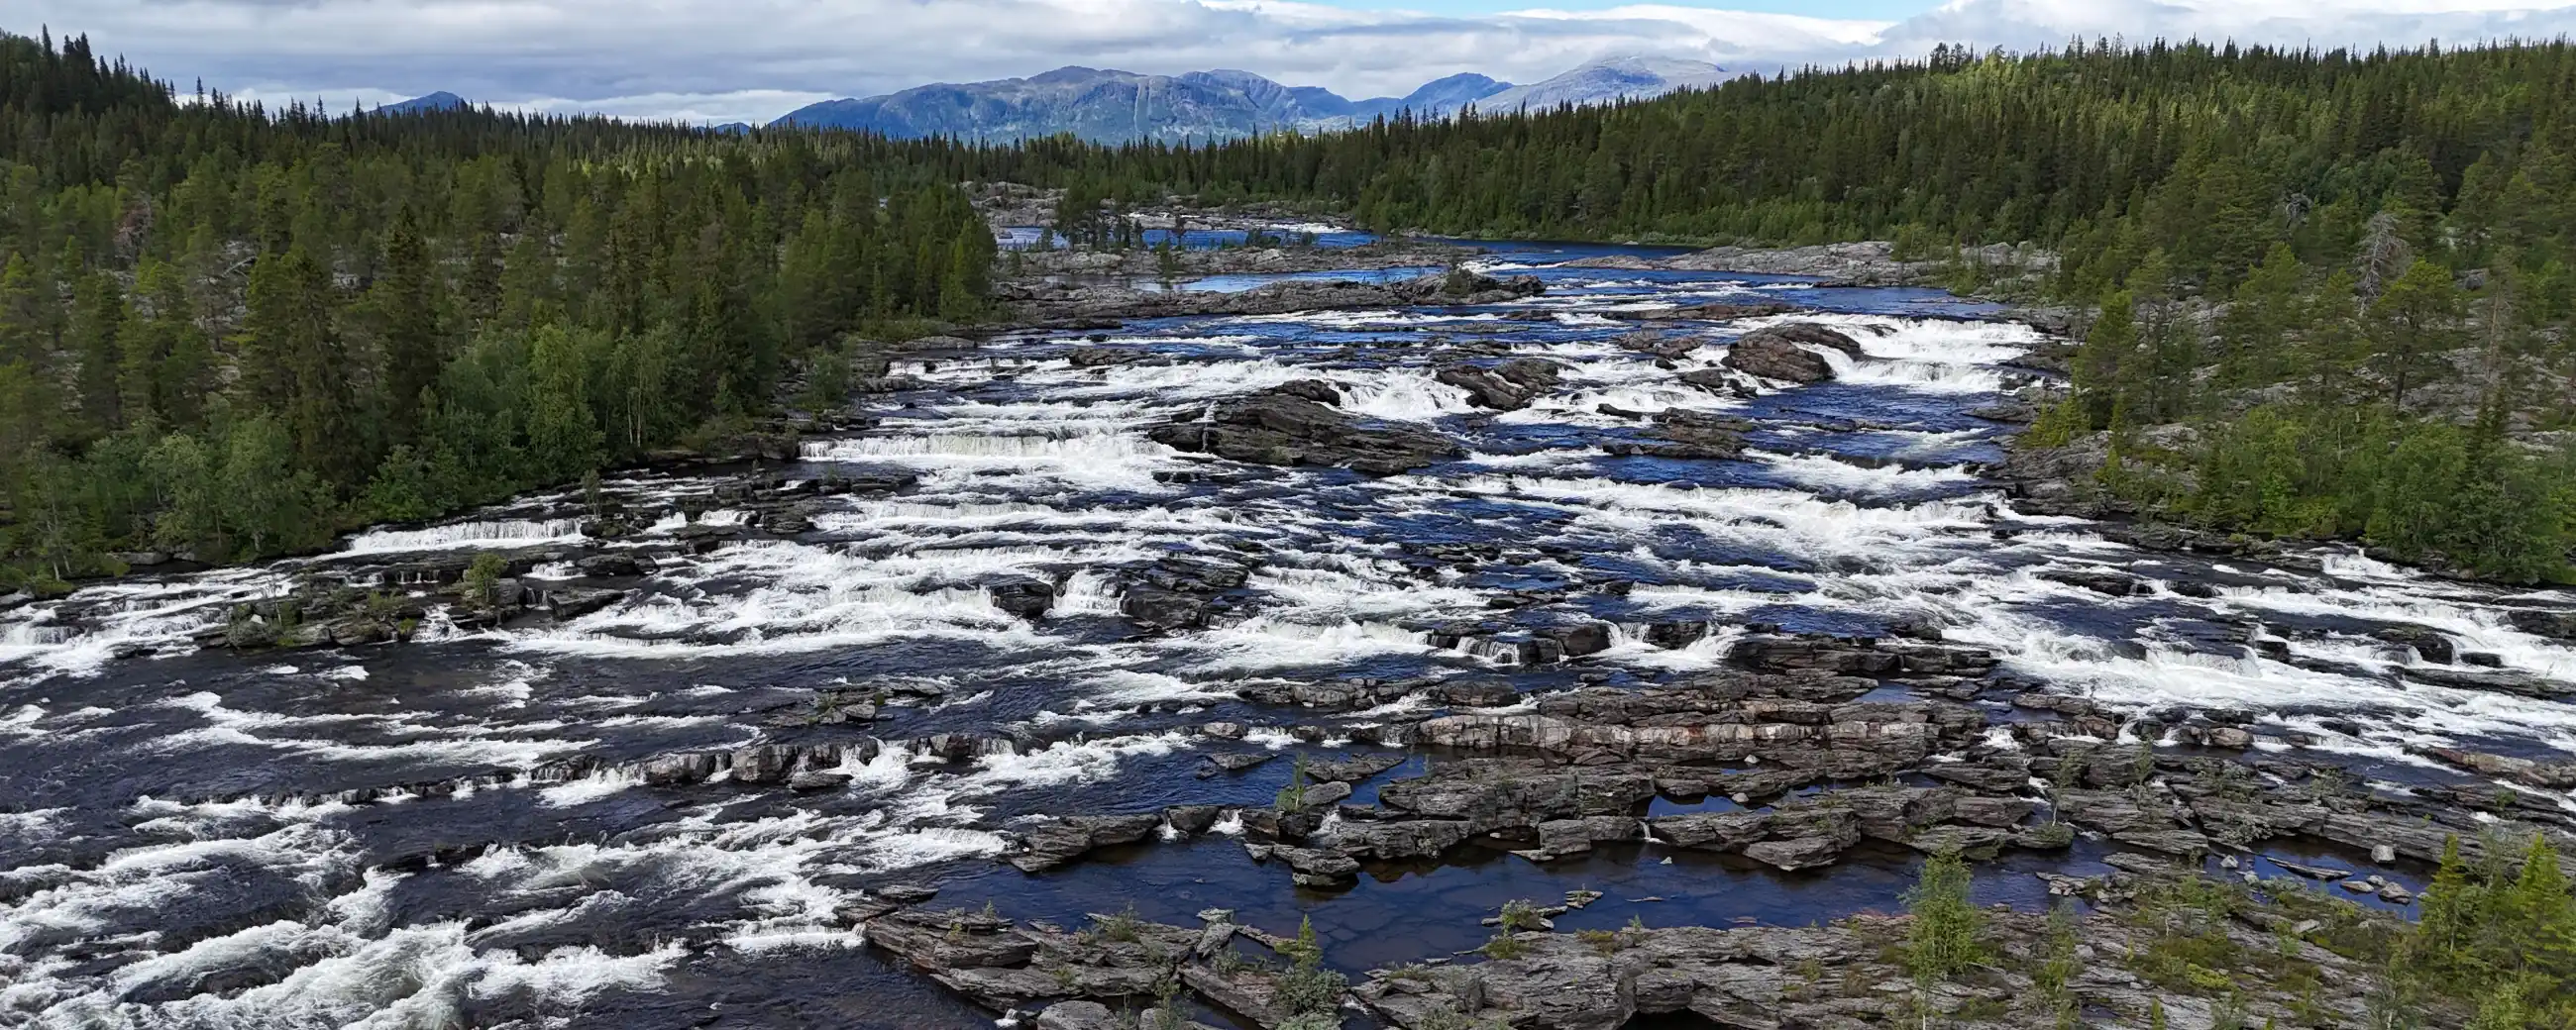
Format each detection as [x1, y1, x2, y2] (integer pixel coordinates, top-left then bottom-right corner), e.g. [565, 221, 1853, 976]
[1902, 852, 1986, 983]
[2128, 876, 2253, 995]
[2400, 834, 2576, 1028]
[1275, 755, 1311, 810]
[2153, 403, 2575, 581]
[1274, 915, 1348, 1017]
[802, 349, 854, 414]
[2030, 902, 2081, 1029]
[1097, 903, 1144, 944]
[0, 30, 995, 579]
[461, 552, 506, 611]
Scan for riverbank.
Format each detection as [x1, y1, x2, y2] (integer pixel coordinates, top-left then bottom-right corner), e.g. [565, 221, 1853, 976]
[7, 235, 2574, 1030]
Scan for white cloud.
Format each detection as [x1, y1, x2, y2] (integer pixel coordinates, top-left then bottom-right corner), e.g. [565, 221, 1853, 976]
[1880, 0, 2576, 53]
[17, 0, 2576, 125]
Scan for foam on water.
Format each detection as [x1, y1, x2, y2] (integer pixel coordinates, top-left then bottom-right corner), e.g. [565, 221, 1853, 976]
[15, 247, 2576, 1025]
[339, 518, 587, 556]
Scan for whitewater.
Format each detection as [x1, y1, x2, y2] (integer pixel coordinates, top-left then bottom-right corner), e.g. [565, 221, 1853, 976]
[0, 244, 2570, 1029]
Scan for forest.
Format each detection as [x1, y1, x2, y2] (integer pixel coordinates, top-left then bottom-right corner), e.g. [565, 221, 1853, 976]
[0, 30, 995, 587]
[3, 33, 2574, 584]
[944, 40, 2576, 581]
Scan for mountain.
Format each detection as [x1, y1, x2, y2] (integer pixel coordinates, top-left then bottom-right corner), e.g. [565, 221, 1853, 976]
[773, 66, 1380, 143]
[1474, 56, 1727, 113]
[377, 91, 468, 115]
[1372, 73, 1512, 120]
[771, 59, 1693, 143]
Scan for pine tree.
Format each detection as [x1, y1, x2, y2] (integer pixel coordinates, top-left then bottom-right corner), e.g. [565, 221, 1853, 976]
[374, 209, 444, 445]
[64, 270, 126, 434]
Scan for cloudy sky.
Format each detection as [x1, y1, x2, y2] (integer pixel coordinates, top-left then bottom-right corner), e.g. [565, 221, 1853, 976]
[15, 0, 2576, 125]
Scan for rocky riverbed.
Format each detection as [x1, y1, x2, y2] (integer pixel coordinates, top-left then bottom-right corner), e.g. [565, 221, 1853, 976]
[2, 241, 2571, 1029]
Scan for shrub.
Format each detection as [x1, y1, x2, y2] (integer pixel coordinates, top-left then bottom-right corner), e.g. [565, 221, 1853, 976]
[1902, 852, 1986, 982]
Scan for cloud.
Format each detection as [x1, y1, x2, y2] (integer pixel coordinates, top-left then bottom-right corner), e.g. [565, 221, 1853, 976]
[16, 0, 2576, 125]
[1878, 0, 2576, 53]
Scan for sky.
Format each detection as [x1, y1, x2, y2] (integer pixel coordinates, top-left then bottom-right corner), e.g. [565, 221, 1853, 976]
[13, 0, 2576, 125]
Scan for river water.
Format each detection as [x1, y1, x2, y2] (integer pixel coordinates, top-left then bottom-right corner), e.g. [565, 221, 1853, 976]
[3, 244, 2572, 1029]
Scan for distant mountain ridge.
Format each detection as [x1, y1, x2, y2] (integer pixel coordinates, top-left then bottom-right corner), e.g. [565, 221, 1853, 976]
[772, 56, 1723, 143]
[377, 91, 467, 115]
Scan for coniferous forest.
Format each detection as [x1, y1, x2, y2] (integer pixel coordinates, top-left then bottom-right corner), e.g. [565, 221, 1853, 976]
[949, 40, 2576, 582]
[0, 31, 994, 585]
[4, 33, 2575, 584]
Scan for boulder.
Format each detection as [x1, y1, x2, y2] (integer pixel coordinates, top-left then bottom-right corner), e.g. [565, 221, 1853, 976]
[1744, 836, 1854, 871]
[1010, 814, 1165, 873]
[986, 578, 1057, 621]
[1722, 336, 1833, 383]
[2373, 626, 2455, 664]
[1148, 388, 1463, 475]
[1437, 359, 1561, 411]
[2507, 609, 2576, 640]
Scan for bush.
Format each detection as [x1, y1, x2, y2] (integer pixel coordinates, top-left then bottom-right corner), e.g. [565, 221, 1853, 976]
[1902, 852, 1986, 982]
[462, 552, 507, 610]
[1274, 916, 1347, 1016]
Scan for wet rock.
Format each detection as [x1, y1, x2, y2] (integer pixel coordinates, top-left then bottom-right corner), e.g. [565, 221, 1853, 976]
[1066, 348, 1141, 368]
[1285, 779, 1354, 812]
[1437, 359, 1562, 411]
[1739, 834, 1851, 871]
[1272, 378, 1342, 405]
[575, 554, 655, 577]
[1198, 753, 1274, 780]
[2507, 609, 2576, 640]
[1721, 324, 1853, 383]
[638, 752, 722, 786]
[1615, 331, 1702, 359]
[1034, 1000, 1118, 1030]
[986, 578, 1058, 621]
[1265, 844, 1361, 886]
[2270, 860, 2350, 881]
[542, 586, 624, 620]
[1163, 804, 1224, 835]
[2037, 567, 2149, 597]
[1603, 409, 1751, 461]
[1730, 636, 1901, 676]
[2408, 746, 2576, 789]
[1536, 623, 1614, 659]
[1516, 816, 1645, 862]
[1148, 388, 1463, 475]
[1378, 762, 1655, 834]
[1307, 754, 1407, 782]
[1675, 367, 1750, 398]
[789, 771, 852, 791]
[2373, 625, 2455, 664]
[2400, 665, 2575, 700]
[1119, 587, 1210, 631]
[1752, 322, 1866, 357]
[1011, 814, 1166, 873]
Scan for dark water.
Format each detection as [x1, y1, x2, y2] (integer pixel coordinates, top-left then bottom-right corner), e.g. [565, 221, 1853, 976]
[3, 243, 2571, 1029]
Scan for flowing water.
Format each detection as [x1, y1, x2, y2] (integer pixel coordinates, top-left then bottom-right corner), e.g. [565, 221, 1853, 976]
[3, 246, 2573, 1029]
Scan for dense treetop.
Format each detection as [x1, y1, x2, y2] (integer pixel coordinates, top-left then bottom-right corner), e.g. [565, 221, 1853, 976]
[944, 40, 2576, 580]
[0, 30, 994, 582]
[2, 32, 2571, 584]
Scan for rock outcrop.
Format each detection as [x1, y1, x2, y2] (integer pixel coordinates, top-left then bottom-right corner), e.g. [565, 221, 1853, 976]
[1149, 387, 1464, 474]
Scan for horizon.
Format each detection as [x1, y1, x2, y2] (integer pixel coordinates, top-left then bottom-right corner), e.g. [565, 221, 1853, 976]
[13, 0, 2576, 126]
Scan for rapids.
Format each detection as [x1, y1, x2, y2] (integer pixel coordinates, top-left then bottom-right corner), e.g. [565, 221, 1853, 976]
[2, 243, 2571, 1029]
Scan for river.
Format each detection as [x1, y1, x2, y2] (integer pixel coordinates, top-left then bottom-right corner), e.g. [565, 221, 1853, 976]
[3, 242, 2572, 1029]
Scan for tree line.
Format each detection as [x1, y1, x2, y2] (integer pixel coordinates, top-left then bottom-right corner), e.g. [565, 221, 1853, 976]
[0, 30, 996, 586]
[9, 33, 2576, 583]
[933, 39, 2576, 581]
